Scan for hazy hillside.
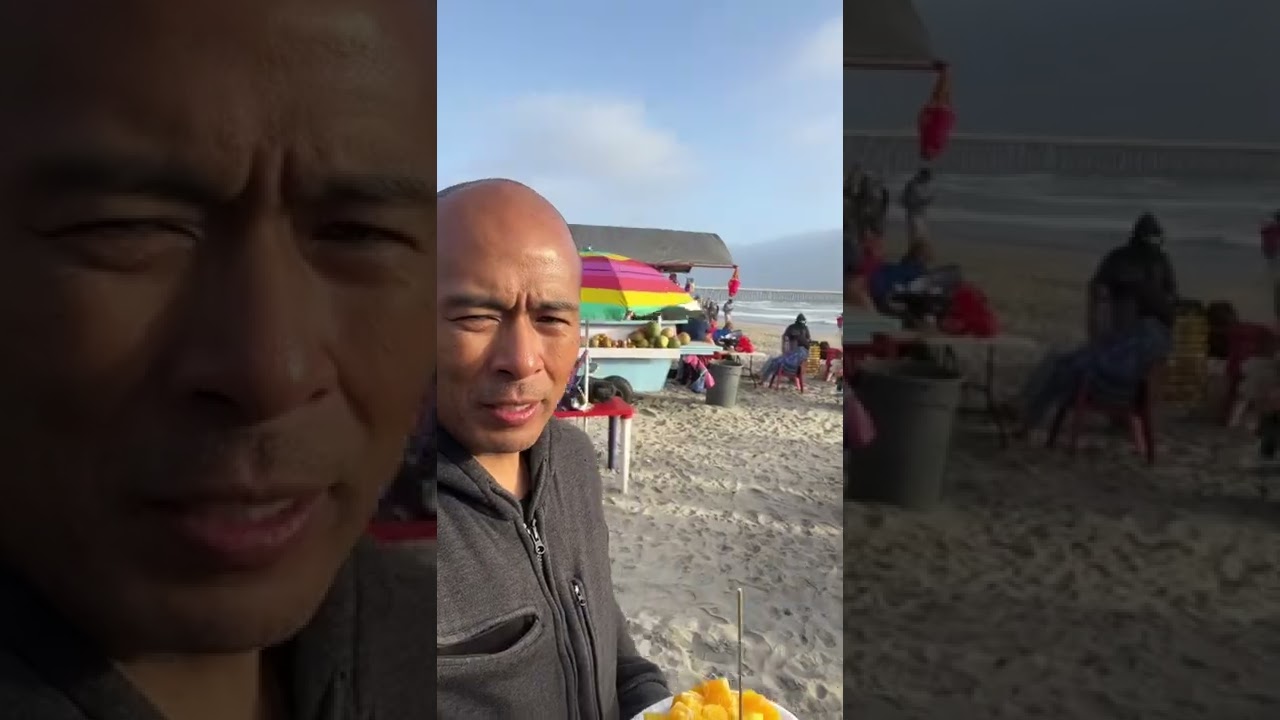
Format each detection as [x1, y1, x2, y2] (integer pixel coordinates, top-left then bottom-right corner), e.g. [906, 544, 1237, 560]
[846, 0, 1280, 142]
[729, 230, 841, 291]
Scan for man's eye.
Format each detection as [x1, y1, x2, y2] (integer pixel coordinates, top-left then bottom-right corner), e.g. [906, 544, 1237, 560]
[539, 316, 573, 325]
[42, 218, 196, 240]
[453, 315, 498, 330]
[316, 221, 409, 247]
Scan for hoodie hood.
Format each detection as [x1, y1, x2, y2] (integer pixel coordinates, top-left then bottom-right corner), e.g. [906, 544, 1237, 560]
[1130, 212, 1163, 245]
[795, 313, 807, 325]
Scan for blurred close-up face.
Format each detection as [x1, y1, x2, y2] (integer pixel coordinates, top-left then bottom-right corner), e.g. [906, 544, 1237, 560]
[0, 0, 434, 656]
[437, 182, 582, 457]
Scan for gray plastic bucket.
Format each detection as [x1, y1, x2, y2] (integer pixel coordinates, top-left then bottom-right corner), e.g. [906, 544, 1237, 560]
[705, 361, 743, 408]
[847, 359, 962, 509]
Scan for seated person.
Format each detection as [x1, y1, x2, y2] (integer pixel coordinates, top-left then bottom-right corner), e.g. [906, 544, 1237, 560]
[1087, 212, 1177, 337]
[678, 312, 712, 341]
[781, 313, 812, 351]
[1013, 215, 1178, 436]
[1012, 316, 1172, 436]
[868, 242, 932, 313]
[761, 344, 810, 384]
[712, 321, 741, 346]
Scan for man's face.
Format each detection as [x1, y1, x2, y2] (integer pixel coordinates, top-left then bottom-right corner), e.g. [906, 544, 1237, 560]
[437, 195, 581, 456]
[0, 0, 434, 655]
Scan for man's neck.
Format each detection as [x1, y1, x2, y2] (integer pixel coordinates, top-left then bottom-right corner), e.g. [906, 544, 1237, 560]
[475, 453, 529, 500]
[118, 651, 283, 720]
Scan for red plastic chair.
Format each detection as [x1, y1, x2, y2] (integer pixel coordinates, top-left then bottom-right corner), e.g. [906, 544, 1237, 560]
[1047, 375, 1155, 465]
[768, 363, 806, 392]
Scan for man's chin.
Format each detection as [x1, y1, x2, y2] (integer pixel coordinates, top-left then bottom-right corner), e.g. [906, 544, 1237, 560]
[114, 575, 335, 655]
[468, 417, 550, 456]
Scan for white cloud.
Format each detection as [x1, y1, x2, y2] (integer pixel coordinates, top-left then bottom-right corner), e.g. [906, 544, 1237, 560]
[789, 16, 843, 80]
[757, 17, 844, 199]
[480, 93, 695, 200]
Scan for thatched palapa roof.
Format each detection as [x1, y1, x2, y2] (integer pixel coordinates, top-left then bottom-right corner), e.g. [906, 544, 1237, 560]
[845, 0, 937, 71]
[568, 224, 734, 273]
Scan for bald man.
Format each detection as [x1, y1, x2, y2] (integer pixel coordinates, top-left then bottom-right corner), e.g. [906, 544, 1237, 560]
[437, 180, 670, 718]
[0, 1, 435, 719]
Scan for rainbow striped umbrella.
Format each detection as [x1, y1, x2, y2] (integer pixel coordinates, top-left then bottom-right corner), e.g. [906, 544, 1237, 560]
[580, 250, 696, 321]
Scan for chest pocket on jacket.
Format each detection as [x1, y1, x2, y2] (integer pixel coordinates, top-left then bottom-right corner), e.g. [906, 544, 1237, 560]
[438, 609, 540, 659]
[438, 605, 570, 716]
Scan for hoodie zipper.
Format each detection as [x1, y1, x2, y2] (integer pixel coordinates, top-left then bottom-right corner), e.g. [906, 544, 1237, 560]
[523, 515, 583, 720]
[571, 578, 604, 720]
[524, 516, 547, 563]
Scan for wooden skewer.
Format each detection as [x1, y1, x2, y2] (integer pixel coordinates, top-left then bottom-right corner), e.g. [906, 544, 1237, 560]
[736, 587, 745, 720]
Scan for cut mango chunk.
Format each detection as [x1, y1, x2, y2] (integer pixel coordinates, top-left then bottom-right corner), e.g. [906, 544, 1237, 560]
[650, 678, 782, 720]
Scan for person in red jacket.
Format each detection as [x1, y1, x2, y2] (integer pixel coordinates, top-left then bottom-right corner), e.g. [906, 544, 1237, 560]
[1263, 211, 1280, 322]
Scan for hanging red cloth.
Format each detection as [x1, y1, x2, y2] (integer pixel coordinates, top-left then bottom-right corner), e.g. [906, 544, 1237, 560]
[727, 266, 741, 298]
[917, 62, 955, 161]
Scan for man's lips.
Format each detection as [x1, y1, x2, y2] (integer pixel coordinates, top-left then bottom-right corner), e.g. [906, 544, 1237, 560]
[480, 400, 542, 427]
[138, 488, 328, 570]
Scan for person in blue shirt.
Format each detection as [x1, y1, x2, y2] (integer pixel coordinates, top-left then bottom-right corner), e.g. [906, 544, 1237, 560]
[679, 312, 711, 342]
[712, 322, 741, 346]
[868, 241, 932, 313]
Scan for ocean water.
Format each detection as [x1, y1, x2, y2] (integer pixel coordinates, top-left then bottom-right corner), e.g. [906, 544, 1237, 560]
[724, 298, 843, 328]
[709, 174, 1277, 327]
[874, 172, 1279, 321]
[908, 173, 1280, 250]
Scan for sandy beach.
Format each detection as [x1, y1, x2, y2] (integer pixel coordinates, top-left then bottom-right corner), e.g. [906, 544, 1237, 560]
[579, 319, 844, 717]
[846, 224, 1280, 718]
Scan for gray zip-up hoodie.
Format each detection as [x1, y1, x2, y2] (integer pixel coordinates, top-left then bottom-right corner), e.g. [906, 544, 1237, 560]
[437, 418, 670, 719]
[0, 540, 436, 719]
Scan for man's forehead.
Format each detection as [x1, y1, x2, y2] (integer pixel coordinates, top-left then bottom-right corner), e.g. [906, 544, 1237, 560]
[441, 242, 578, 280]
[441, 184, 574, 250]
[0, 0, 431, 127]
[0, 2, 432, 190]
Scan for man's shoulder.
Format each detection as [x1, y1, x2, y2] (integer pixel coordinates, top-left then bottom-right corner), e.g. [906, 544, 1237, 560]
[349, 541, 436, 716]
[546, 417, 598, 464]
[353, 539, 434, 613]
[543, 419, 606, 504]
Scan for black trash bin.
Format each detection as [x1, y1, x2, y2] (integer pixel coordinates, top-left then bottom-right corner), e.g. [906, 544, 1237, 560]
[705, 361, 743, 408]
[847, 359, 962, 509]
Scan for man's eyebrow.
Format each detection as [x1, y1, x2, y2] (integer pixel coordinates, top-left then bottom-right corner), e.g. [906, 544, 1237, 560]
[534, 300, 580, 313]
[24, 153, 221, 205]
[316, 173, 434, 206]
[442, 293, 507, 312]
[441, 294, 580, 313]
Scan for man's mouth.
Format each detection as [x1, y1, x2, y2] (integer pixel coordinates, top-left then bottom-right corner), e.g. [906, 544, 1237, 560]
[481, 400, 541, 427]
[143, 491, 325, 571]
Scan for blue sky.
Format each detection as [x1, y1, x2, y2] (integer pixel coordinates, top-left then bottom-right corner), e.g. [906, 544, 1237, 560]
[438, 1, 842, 248]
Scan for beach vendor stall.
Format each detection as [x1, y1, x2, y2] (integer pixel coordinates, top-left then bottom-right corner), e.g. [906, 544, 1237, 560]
[579, 250, 703, 398]
[571, 227, 738, 397]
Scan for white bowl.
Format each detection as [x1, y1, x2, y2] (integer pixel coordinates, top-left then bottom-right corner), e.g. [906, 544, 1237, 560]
[630, 695, 799, 720]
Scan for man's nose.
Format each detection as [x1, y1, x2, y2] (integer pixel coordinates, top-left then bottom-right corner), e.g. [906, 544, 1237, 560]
[490, 318, 544, 380]
[171, 233, 336, 423]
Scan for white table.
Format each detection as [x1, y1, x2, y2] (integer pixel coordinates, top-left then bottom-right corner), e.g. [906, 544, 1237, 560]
[721, 350, 768, 384]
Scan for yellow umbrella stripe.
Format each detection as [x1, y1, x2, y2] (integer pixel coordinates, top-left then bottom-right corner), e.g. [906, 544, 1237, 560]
[580, 287, 693, 308]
